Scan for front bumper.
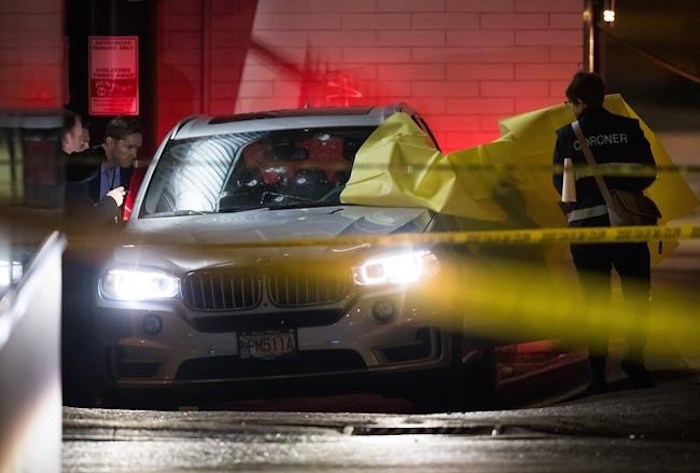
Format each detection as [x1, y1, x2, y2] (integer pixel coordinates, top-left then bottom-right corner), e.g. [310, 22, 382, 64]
[96, 285, 458, 397]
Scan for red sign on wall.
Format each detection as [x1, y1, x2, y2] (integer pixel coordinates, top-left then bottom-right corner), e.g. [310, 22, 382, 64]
[88, 36, 139, 116]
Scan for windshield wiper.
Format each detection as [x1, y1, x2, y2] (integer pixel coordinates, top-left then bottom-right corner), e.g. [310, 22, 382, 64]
[266, 202, 332, 210]
[217, 205, 262, 214]
[144, 209, 210, 218]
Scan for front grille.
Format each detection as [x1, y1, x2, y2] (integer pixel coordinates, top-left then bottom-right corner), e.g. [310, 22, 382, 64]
[182, 270, 262, 311]
[269, 264, 351, 307]
[183, 263, 351, 311]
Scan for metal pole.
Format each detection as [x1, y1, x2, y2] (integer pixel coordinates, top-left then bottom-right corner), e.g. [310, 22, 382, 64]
[583, 0, 602, 72]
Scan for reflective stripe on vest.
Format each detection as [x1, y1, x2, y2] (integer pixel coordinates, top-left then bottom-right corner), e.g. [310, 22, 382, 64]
[567, 204, 608, 223]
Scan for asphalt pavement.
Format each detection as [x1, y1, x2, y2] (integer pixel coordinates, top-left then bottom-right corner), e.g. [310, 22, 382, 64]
[59, 208, 700, 472]
[62, 369, 700, 472]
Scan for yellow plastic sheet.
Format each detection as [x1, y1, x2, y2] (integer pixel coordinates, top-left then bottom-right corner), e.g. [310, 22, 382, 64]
[342, 94, 699, 260]
[342, 95, 699, 353]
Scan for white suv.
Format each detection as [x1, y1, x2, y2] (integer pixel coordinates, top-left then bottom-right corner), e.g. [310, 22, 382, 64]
[95, 104, 504, 410]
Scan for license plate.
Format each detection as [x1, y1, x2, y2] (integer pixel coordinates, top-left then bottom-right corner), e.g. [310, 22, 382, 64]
[238, 330, 297, 359]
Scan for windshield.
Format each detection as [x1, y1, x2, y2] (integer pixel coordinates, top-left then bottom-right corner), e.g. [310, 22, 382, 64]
[140, 127, 375, 218]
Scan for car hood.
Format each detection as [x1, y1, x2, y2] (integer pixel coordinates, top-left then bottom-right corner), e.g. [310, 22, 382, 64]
[125, 206, 431, 244]
[110, 206, 434, 271]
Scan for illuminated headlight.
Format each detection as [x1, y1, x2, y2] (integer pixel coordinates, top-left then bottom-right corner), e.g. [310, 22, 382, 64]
[100, 268, 180, 301]
[352, 251, 440, 286]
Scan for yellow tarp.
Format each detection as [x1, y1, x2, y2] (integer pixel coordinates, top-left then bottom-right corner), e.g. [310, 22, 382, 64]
[342, 94, 699, 352]
[342, 94, 699, 262]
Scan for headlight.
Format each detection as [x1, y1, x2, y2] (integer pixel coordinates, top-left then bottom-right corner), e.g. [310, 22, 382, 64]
[352, 250, 440, 286]
[99, 268, 180, 301]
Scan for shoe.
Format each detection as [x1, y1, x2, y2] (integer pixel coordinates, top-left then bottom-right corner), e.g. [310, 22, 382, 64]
[621, 360, 655, 389]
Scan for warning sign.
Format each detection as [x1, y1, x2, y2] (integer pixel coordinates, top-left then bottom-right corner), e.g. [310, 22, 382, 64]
[88, 36, 139, 116]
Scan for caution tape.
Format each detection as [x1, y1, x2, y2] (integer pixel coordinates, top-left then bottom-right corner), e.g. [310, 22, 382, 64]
[57, 223, 700, 252]
[428, 255, 700, 358]
[4, 206, 699, 358]
[182, 223, 700, 248]
[1, 202, 698, 249]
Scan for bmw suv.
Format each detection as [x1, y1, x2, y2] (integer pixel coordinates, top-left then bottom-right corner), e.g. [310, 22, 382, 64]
[94, 104, 503, 410]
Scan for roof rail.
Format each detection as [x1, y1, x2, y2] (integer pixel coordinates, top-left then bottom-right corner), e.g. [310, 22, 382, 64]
[172, 114, 204, 135]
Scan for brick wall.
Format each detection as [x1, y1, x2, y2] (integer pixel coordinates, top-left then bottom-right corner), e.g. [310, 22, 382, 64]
[0, 0, 585, 148]
[158, 0, 583, 151]
[0, 0, 64, 110]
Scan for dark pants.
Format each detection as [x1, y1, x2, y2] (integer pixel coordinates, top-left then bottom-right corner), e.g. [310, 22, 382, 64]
[570, 241, 651, 365]
[61, 246, 101, 406]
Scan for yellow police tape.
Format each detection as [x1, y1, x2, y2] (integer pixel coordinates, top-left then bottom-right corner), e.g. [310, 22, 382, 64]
[3, 204, 699, 361]
[66, 220, 700, 360]
[152, 220, 695, 362]
[163, 223, 700, 361]
[71, 222, 696, 250]
[423, 253, 700, 361]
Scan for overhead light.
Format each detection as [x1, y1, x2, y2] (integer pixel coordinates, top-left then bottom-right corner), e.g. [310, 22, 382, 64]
[603, 0, 616, 24]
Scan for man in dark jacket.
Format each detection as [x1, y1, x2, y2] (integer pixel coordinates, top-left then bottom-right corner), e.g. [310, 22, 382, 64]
[62, 115, 142, 406]
[64, 115, 141, 226]
[552, 71, 657, 393]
